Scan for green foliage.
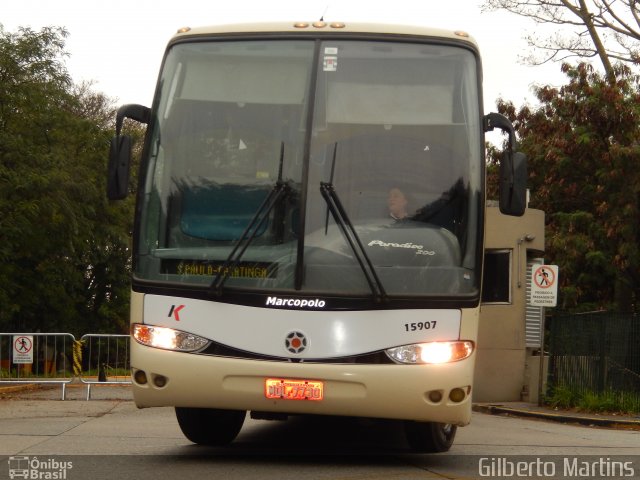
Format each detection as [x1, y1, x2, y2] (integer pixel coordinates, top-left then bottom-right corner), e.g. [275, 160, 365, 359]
[578, 391, 620, 413]
[545, 384, 578, 409]
[497, 63, 640, 312]
[545, 385, 640, 414]
[0, 25, 135, 334]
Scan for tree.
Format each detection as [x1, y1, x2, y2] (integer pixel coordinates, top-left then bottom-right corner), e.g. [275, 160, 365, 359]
[0, 25, 71, 329]
[496, 63, 640, 311]
[0, 25, 134, 334]
[482, 1, 640, 81]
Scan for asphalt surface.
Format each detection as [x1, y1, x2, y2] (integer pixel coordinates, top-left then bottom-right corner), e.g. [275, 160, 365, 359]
[1, 383, 638, 480]
[1, 382, 639, 430]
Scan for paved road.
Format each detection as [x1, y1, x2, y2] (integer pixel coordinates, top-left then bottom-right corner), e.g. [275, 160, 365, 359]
[0, 385, 639, 479]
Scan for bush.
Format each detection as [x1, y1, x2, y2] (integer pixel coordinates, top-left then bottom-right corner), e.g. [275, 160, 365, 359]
[546, 385, 578, 409]
[545, 385, 640, 414]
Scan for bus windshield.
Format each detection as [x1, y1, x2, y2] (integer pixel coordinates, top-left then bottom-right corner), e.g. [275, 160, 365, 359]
[136, 38, 482, 299]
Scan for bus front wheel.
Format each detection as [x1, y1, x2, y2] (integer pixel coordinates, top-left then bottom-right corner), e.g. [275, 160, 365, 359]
[404, 421, 457, 453]
[175, 407, 246, 446]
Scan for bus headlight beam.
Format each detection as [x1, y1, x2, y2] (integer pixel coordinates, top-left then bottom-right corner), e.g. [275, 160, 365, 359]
[132, 324, 210, 352]
[385, 341, 474, 365]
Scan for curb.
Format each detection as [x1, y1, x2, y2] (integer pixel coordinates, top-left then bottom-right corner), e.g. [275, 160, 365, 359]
[0, 382, 130, 393]
[473, 403, 640, 429]
[0, 383, 43, 394]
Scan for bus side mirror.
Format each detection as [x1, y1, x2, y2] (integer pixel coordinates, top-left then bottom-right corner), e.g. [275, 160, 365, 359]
[107, 135, 132, 200]
[106, 104, 150, 201]
[484, 112, 527, 216]
[499, 150, 527, 216]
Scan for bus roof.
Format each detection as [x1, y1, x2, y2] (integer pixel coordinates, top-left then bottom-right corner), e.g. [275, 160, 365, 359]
[170, 21, 479, 49]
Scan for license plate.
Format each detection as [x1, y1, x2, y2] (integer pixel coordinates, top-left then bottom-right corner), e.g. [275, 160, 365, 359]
[264, 378, 324, 401]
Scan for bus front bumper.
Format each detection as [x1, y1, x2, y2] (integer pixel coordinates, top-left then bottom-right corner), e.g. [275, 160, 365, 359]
[130, 342, 474, 425]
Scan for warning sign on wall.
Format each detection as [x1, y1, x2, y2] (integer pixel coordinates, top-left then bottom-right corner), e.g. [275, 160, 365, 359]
[12, 335, 34, 364]
[529, 265, 559, 307]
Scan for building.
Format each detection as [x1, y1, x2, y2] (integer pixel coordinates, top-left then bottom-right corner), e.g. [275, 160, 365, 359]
[474, 203, 547, 403]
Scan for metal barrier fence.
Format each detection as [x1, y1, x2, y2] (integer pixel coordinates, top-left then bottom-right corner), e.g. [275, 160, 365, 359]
[0, 333, 75, 399]
[546, 312, 640, 407]
[0, 332, 131, 400]
[79, 334, 131, 400]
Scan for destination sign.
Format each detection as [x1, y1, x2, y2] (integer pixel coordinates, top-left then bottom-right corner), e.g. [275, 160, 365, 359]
[161, 260, 277, 279]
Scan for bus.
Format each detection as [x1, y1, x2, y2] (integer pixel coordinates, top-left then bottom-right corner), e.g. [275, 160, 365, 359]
[107, 21, 526, 453]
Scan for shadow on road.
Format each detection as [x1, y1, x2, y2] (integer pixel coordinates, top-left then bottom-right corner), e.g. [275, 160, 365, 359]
[213, 415, 412, 456]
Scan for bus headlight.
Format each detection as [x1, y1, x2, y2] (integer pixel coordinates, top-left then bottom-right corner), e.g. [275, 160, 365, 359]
[385, 341, 474, 364]
[132, 324, 210, 352]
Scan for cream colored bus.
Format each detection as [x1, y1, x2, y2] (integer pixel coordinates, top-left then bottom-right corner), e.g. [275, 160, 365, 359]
[108, 21, 526, 452]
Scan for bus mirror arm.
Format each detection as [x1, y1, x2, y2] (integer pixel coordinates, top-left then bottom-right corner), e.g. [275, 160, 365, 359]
[483, 112, 527, 217]
[107, 104, 151, 201]
[115, 104, 151, 135]
[483, 112, 516, 151]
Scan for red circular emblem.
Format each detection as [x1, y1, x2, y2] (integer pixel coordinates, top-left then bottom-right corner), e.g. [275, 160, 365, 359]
[285, 331, 307, 354]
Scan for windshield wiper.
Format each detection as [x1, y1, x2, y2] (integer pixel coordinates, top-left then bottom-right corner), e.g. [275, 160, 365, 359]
[209, 143, 289, 296]
[319, 147, 387, 302]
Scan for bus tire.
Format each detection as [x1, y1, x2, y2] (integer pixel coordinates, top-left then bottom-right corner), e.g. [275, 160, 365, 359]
[404, 421, 456, 453]
[175, 407, 246, 446]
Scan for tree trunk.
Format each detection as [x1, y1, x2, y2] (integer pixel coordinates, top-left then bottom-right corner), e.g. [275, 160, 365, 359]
[575, 0, 616, 82]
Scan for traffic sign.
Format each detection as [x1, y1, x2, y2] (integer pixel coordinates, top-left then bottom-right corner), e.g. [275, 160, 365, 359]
[529, 265, 559, 307]
[12, 335, 34, 364]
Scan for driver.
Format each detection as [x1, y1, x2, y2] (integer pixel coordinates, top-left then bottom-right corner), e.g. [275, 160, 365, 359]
[387, 187, 410, 221]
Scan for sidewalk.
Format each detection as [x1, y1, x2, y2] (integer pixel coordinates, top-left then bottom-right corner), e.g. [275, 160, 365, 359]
[473, 402, 640, 430]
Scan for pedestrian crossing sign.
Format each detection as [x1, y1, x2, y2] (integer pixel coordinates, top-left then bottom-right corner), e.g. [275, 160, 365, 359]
[529, 265, 558, 307]
[12, 335, 34, 364]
